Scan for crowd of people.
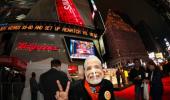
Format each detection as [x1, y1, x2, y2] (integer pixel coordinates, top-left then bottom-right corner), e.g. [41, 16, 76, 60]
[0, 55, 166, 100]
[129, 58, 164, 100]
[116, 67, 127, 87]
[30, 56, 116, 100]
[29, 56, 166, 100]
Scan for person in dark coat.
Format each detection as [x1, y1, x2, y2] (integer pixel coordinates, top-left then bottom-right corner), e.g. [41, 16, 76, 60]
[129, 58, 145, 100]
[55, 55, 115, 100]
[116, 68, 121, 87]
[163, 58, 170, 76]
[120, 68, 126, 87]
[39, 59, 69, 100]
[147, 59, 163, 100]
[30, 72, 39, 100]
[69, 78, 115, 100]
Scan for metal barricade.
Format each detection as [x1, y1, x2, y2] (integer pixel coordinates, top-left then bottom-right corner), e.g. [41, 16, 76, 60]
[0, 82, 25, 100]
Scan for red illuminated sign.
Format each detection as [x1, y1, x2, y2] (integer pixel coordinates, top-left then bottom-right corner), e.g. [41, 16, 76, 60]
[17, 42, 60, 52]
[56, 0, 84, 26]
[68, 65, 78, 74]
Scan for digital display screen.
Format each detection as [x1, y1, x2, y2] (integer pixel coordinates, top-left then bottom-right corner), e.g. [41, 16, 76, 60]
[64, 36, 95, 60]
[70, 39, 95, 59]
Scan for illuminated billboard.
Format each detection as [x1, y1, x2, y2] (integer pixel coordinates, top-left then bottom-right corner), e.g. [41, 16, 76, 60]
[56, 0, 84, 26]
[64, 36, 97, 60]
[26, 0, 94, 28]
[69, 39, 95, 59]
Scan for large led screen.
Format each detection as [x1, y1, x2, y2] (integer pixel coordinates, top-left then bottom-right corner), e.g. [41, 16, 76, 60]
[64, 36, 95, 60]
[70, 39, 95, 59]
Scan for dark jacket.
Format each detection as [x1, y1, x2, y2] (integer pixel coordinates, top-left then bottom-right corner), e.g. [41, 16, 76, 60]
[129, 67, 145, 86]
[30, 77, 39, 93]
[69, 79, 115, 100]
[150, 69, 163, 97]
[39, 68, 69, 100]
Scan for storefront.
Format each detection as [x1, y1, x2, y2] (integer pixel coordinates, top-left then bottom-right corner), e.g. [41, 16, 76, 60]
[0, 0, 105, 66]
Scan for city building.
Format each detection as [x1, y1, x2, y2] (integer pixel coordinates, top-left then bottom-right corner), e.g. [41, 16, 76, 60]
[104, 9, 148, 67]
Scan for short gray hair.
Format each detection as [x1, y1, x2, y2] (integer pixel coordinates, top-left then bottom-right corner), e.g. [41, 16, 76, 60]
[84, 55, 101, 69]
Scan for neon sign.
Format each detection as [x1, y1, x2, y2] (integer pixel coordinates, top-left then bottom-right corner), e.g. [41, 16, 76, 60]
[0, 21, 102, 39]
[17, 42, 60, 52]
[56, 0, 84, 26]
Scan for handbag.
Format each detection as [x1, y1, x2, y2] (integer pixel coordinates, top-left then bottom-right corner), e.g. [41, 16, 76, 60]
[143, 82, 149, 100]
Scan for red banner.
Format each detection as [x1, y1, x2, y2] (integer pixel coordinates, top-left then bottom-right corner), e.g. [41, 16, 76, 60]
[56, 0, 84, 26]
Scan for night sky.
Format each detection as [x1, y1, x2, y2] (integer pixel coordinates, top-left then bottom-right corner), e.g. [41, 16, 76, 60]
[0, 0, 170, 39]
[94, 0, 170, 39]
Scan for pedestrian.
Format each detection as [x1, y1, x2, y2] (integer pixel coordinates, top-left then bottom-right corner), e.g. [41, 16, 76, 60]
[116, 68, 121, 87]
[30, 72, 38, 100]
[39, 59, 69, 100]
[120, 68, 126, 87]
[129, 58, 145, 100]
[147, 59, 163, 100]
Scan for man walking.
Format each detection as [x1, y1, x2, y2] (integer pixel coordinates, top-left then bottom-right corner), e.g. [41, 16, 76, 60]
[30, 72, 39, 100]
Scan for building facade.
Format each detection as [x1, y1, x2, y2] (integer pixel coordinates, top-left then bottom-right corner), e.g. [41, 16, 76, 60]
[104, 9, 148, 67]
